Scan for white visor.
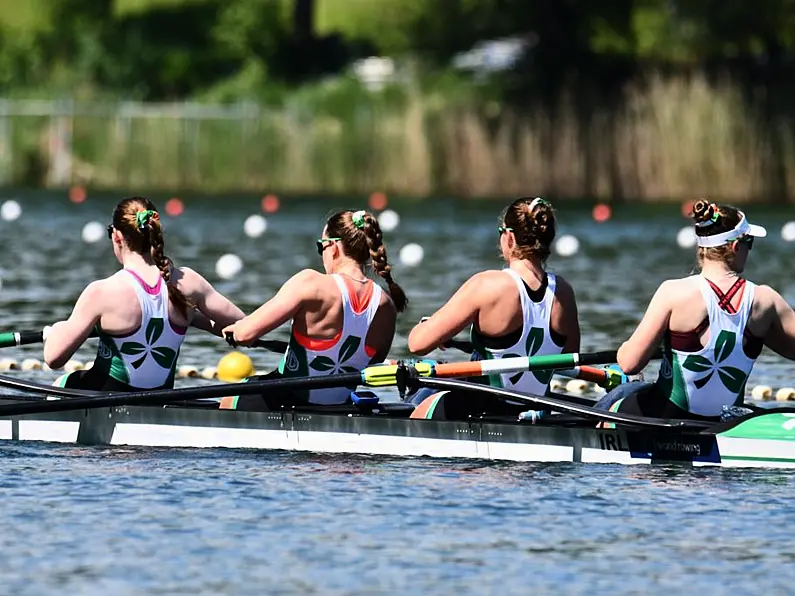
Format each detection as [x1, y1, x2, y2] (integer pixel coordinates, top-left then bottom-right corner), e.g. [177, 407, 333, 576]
[696, 212, 767, 248]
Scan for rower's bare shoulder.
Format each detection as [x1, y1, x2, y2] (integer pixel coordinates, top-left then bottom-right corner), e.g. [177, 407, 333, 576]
[468, 270, 511, 291]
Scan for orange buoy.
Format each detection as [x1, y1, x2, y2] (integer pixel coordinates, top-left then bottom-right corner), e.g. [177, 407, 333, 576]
[68, 186, 87, 204]
[368, 192, 388, 211]
[592, 203, 611, 223]
[261, 194, 280, 213]
[165, 197, 184, 217]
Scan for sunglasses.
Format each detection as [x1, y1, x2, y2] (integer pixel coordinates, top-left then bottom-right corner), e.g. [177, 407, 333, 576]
[316, 237, 341, 256]
[498, 225, 513, 236]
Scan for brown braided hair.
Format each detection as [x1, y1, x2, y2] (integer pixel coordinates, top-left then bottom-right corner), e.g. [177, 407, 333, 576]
[111, 196, 193, 316]
[501, 197, 556, 262]
[325, 210, 408, 312]
[691, 199, 743, 268]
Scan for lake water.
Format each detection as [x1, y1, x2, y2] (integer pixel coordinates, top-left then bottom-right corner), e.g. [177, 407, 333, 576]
[0, 191, 794, 593]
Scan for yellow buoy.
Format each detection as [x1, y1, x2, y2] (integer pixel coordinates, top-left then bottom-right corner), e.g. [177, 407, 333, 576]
[217, 351, 255, 383]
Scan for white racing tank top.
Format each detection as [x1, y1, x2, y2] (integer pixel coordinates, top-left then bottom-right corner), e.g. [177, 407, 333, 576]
[278, 275, 383, 405]
[470, 269, 563, 395]
[655, 276, 757, 416]
[92, 270, 186, 389]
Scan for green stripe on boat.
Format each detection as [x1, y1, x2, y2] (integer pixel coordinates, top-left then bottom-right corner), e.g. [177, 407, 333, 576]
[719, 413, 795, 441]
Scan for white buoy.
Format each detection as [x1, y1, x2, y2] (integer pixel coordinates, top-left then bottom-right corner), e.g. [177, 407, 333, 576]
[21, 358, 42, 371]
[554, 234, 580, 257]
[676, 226, 697, 249]
[0, 358, 18, 371]
[378, 209, 400, 232]
[215, 254, 243, 280]
[751, 385, 773, 401]
[64, 360, 84, 373]
[775, 387, 795, 402]
[0, 200, 21, 222]
[200, 367, 218, 380]
[399, 243, 424, 267]
[243, 214, 268, 238]
[178, 365, 199, 378]
[550, 378, 565, 392]
[82, 221, 105, 244]
[565, 379, 589, 394]
[83, 360, 94, 371]
[782, 222, 795, 242]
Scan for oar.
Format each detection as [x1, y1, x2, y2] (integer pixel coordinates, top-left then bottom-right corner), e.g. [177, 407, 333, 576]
[0, 350, 631, 416]
[0, 330, 49, 348]
[414, 377, 711, 430]
[0, 327, 286, 352]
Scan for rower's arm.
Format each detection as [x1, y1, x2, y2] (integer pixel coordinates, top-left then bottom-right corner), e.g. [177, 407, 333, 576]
[554, 276, 581, 353]
[178, 267, 244, 333]
[761, 287, 795, 360]
[43, 281, 103, 369]
[407, 274, 482, 356]
[223, 270, 316, 345]
[617, 282, 672, 375]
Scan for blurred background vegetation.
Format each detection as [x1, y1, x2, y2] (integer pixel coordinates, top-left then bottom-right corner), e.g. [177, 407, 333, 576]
[1, 0, 795, 200]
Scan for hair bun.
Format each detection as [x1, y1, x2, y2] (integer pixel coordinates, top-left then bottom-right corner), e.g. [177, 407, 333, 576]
[692, 199, 719, 226]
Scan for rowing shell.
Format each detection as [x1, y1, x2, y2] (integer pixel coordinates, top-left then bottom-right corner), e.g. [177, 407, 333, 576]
[1, 397, 794, 468]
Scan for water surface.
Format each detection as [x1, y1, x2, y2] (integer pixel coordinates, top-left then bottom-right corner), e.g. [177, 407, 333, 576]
[0, 192, 794, 594]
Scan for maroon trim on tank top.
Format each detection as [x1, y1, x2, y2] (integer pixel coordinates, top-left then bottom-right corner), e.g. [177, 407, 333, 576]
[668, 277, 762, 356]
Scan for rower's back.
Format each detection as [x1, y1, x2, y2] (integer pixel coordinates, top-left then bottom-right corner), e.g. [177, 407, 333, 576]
[471, 198, 579, 395]
[606, 199, 795, 420]
[45, 196, 244, 391]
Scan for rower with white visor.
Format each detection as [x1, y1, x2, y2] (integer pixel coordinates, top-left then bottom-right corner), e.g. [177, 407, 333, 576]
[596, 199, 795, 421]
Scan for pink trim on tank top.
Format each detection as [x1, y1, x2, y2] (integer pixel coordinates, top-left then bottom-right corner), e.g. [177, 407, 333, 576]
[123, 269, 187, 335]
[124, 269, 162, 295]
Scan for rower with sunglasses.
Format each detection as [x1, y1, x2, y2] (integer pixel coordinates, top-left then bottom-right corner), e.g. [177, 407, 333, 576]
[595, 199, 795, 421]
[43, 196, 244, 390]
[406, 197, 580, 419]
[221, 209, 407, 409]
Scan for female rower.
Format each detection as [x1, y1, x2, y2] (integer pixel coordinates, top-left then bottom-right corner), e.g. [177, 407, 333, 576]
[407, 197, 580, 418]
[44, 196, 245, 390]
[596, 199, 795, 420]
[221, 209, 407, 409]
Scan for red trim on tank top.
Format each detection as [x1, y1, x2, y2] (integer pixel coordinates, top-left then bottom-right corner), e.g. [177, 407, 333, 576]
[294, 328, 343, 351]
[341, 277, 374, 315]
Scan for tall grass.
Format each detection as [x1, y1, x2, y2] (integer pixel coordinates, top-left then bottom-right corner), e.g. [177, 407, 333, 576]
[4, 74, 793, 200]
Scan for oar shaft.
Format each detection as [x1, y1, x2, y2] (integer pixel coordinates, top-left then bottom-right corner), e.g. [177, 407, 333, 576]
[0, 370, 364, 417]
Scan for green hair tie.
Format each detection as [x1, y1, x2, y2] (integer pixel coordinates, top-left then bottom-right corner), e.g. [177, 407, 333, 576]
[136, 209, 159, 230]
[352, 210, 366, 229]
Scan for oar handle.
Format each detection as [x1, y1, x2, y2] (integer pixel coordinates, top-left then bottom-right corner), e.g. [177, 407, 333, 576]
[0, 330, 45, 349]
[225, 332, 287, 353]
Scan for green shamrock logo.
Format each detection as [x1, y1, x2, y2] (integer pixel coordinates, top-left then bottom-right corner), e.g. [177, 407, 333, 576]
[507, 327, 553, 386]
[309, 335, 362, 375]
[119, 318, 177, 370]
[681, 330, 746, 393]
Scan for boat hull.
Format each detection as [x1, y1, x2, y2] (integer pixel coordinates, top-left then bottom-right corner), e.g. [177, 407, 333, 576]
[3, 401, 795, 468]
